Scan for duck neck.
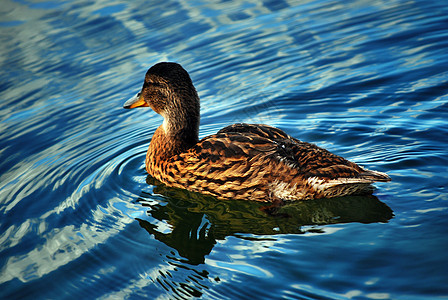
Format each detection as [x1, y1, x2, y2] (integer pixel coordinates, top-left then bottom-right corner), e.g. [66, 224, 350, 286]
[148, 102, 200, 162]
[163, 111, 200, 151]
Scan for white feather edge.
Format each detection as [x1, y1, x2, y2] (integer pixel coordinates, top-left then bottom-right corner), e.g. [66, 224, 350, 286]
[270, 177, 374, 200]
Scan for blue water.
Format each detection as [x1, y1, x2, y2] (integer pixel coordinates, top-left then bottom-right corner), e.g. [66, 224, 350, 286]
[1, 0, 447, 299]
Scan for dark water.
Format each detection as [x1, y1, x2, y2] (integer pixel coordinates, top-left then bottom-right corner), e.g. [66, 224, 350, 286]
[1, 0, 447, 299]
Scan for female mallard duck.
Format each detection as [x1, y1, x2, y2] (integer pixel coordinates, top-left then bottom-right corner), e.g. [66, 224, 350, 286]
[124, 62, 390, 202]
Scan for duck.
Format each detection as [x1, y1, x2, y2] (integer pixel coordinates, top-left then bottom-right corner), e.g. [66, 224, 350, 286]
[124, 62, 390, 202]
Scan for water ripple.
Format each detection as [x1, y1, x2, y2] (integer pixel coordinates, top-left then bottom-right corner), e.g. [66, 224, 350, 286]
[1, 0, 448, 299]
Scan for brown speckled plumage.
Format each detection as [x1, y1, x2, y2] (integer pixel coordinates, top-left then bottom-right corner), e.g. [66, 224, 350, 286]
[124, 62, 390, 202]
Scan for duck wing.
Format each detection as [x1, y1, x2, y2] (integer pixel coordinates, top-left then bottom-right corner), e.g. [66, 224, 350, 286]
[217, 123, 292, 140]
[275, 138, 390, 181]
[219, 123, 390, 182]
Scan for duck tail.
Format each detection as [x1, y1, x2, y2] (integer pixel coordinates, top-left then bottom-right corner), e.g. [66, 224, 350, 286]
[359, 169, 391, 182]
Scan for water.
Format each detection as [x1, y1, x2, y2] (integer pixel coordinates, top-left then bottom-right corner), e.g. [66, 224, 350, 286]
[1, 0, 447, 299]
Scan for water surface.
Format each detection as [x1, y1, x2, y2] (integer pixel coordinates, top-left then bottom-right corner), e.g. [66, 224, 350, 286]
[1, 0, 447, 299]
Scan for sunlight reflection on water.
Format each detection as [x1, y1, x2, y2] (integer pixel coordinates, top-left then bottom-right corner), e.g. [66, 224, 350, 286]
[1, 0, 447, 299]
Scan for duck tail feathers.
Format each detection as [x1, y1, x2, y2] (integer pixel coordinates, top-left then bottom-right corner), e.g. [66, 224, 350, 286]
[360, 169, 391, 182]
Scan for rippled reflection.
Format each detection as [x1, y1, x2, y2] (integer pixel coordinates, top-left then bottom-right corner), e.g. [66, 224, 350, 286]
[1, 0, 447, 298]
[137, 176, 392, 266]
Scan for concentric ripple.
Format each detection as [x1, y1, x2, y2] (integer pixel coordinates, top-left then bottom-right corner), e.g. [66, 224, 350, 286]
[1, 0, 447, 299]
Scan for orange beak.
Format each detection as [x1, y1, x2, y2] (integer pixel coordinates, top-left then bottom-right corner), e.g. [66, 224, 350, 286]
[123, 93, 149, 109]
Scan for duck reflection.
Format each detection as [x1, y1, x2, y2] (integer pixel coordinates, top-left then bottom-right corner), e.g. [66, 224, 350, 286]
[136, 176, 393, 265]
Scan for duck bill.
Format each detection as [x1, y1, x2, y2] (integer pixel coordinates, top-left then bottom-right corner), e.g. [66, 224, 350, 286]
[123, 93, 149, 109]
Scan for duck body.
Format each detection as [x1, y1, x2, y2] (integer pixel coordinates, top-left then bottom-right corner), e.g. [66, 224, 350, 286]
[124, 62, 390, 202]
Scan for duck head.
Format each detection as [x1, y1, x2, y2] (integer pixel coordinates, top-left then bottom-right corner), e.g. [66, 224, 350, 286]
[124, 62, 200, 140]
